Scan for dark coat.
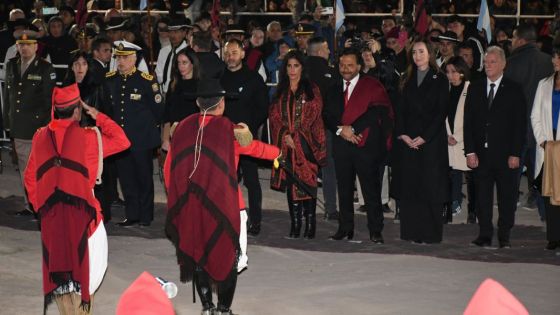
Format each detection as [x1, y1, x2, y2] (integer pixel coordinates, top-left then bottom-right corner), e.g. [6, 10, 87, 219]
[463, 77, 527, 168]
[2, 56, 56, 139]
[42, 35, 78, 81]
[306, 56, 337, 103]
[103, 69, 164, 151]
[164, 78, 198, 123]
[221, 65, 269, 134]
[196, 52, 225, 79]
[390, 68, 450, 203]
[504, 43, 553, 145]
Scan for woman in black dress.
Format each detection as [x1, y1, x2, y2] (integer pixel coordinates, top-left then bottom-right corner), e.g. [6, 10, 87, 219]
[161, 48, 200, 152]
[392, 38, 450, 244]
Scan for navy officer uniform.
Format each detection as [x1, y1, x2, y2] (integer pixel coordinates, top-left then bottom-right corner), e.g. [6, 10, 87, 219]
[104, 40, 164, 226]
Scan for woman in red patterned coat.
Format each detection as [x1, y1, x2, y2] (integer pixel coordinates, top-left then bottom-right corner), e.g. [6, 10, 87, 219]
[269, 50, 327, 239]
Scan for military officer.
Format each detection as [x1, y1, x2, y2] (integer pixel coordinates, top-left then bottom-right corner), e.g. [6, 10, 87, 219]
[2, 31, 56, 215]
[104, 40, 164, 227]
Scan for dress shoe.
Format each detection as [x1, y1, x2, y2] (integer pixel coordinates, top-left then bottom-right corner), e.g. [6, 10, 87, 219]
[499, 240, 511, 249]
[356, 205, 367, 213]
[471, 237, 492, 247]
[545, 241, 559, 250]
[116, 219, 138, 227]
[329, 230, 353, 240]
[15, 209, 34, 216]
[382, 204, 392, 213]
[370, 232, 384, 244]
[324, 211, 339, 221]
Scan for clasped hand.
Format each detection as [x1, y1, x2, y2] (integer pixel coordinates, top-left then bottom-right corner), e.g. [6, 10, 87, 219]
[338, 125, 362, 144]
[399, 135, 425, 150]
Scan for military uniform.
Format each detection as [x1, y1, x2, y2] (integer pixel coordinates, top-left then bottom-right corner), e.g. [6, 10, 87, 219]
[2, 56, 56, 140]
[104, 67, 163, 225]
[2, 49, 56, 212]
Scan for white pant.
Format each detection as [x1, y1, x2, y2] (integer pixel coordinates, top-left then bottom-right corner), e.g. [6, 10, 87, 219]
[238, 210, 248, 272]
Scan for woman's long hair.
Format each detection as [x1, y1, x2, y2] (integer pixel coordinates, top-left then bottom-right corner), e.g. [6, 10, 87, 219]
[63, 50, 94, 86]
[169, 48, 200, 93]
[273, 50, 315, 103]
[400, 36, 439, 91]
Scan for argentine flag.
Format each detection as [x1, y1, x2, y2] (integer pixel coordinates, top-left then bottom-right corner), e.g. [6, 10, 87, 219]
[335, 0, 345, 32]
[477, 0, 492, 44]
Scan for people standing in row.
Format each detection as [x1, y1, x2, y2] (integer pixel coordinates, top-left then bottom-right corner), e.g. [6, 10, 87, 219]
[269, 50, 327, 239]
[392, 38, 450, 244]
[103, 41, 164, 227]
[2, 32, 56, 215]
[464, 46, 527, 248]
[530, 45, 560, 250]
[324, 48, 393, 243]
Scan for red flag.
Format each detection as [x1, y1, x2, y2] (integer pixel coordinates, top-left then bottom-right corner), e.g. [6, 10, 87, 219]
[75, 0, 88, 28]
[211, 0, 221, 27]
[414, 0, 429, 36]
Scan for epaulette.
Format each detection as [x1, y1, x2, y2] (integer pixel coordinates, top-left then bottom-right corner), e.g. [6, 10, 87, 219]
[141, 72, 154, 81]
[106, 71, 117, 78]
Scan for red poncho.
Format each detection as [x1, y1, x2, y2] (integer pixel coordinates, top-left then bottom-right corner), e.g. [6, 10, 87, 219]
[166, 114, 240, 283]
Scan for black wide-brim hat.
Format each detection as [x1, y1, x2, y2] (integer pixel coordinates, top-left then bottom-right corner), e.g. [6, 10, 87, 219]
[186, 79, 238, 98]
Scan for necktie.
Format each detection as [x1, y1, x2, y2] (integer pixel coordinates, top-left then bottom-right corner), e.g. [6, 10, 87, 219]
[343, 81, 351, 108]
[488, 83, 495, 109]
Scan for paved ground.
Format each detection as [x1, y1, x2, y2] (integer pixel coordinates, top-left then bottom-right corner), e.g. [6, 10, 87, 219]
[1, 149, 559, 314]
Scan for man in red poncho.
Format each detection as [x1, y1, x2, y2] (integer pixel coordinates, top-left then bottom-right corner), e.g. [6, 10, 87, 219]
[165, 79, 280, 315]
[24, 83, 130, 314]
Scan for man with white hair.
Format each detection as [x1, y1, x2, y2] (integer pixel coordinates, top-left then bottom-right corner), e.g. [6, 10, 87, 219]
[464, 46, 527, 249]
[0, 8, 25, 61]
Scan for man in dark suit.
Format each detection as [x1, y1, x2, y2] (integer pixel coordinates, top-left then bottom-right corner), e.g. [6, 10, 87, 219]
[323, 48, 393, 243]
[464, 46, 527, 248]
[90, 37, 112, 84]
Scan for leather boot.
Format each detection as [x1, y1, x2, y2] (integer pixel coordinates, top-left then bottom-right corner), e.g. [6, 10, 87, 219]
[287, 192, 302, 238]
[217, 269, 237, 315]
[195, 267, 215, 312]
[303, 198, 317, 239]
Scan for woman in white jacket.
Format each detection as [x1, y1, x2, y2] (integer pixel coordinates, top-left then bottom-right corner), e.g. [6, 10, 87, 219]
[531, 46, 560, 250]
[445, 57, 476, 224]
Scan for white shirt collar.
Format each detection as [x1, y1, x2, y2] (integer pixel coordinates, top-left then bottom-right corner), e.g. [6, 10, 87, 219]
[343, 73, 360, 87]
[487, 74, 503, 89]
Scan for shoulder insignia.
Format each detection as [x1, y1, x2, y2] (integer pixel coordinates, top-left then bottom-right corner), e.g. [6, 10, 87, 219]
[141, 72, 154, 81]
[106, 71, 117, 78]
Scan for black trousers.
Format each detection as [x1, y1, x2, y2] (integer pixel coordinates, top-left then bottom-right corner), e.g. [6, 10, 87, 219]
[238, 156, 262, 226]
[195, 266, 237, 311]
[116, 149, 155, 223]
[94, 157, 119, 221]
[333, 145, 383, 233]
[544, 197, 560, 242]
[474, 162, 518, 241]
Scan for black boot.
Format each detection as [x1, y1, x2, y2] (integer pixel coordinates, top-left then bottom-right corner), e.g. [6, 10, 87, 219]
[217, 269, 237, 315]
[287, 192, 303, 238]
[195, 267, 215, 312]
[303, 198, 317, 239]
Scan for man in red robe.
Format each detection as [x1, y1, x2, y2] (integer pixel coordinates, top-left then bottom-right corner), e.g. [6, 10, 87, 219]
[165, 79, 280, 315]
[24, 83, 130, 314]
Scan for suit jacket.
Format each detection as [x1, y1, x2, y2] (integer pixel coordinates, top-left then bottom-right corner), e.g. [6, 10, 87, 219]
[531, 75, 560, 177]
[323, 74, 392, 159]
[464, 76, 527, 168]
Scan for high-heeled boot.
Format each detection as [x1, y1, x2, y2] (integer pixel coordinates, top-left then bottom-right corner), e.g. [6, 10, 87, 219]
[303, 198, 317, 239]
[195, 267, 215, 313]
[287, 191, 303, 238]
